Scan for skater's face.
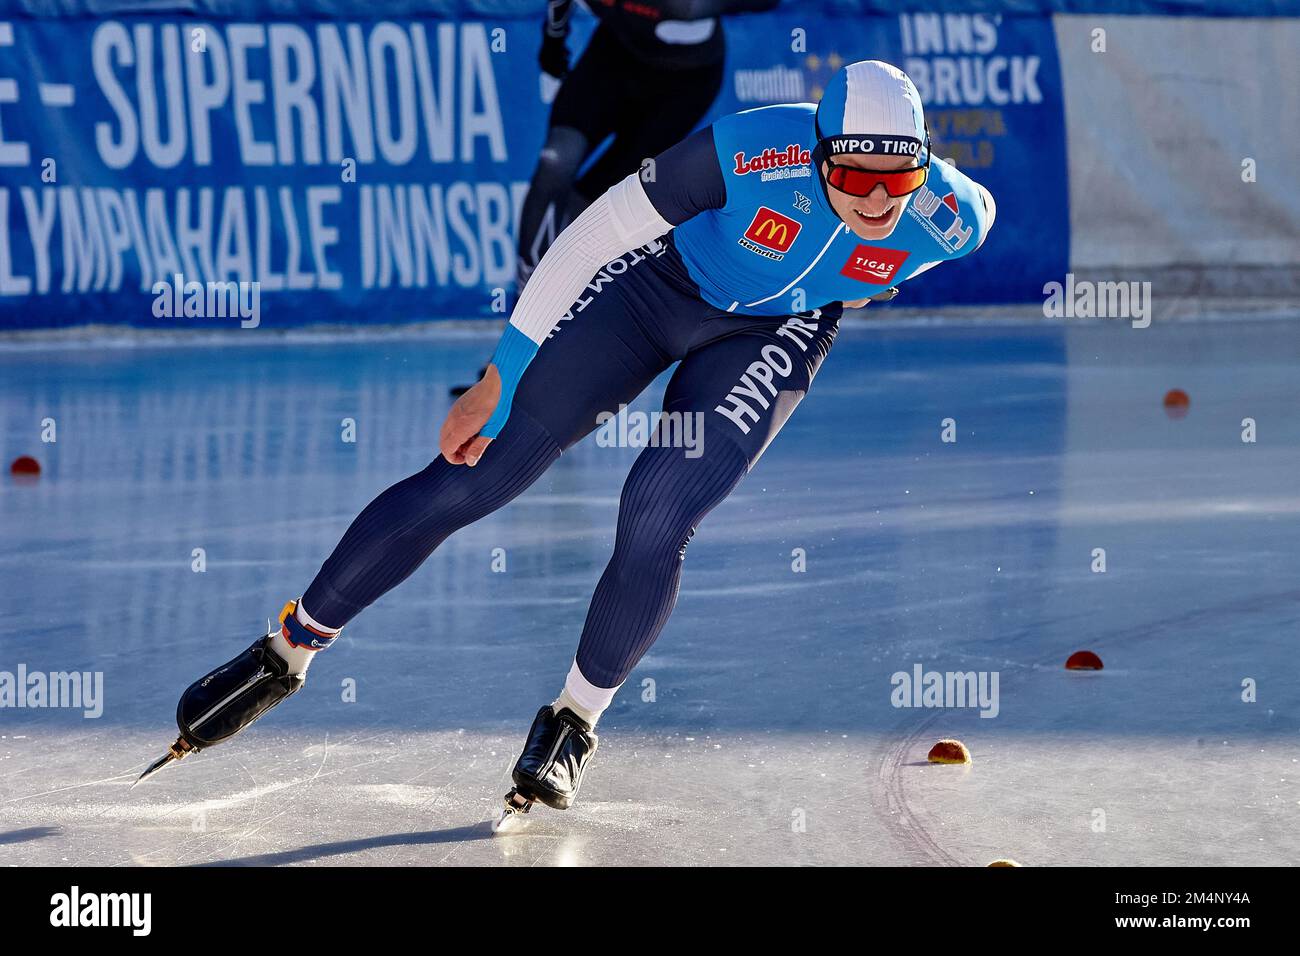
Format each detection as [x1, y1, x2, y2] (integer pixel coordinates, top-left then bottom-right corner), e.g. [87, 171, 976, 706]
[823, 153, 919, 241]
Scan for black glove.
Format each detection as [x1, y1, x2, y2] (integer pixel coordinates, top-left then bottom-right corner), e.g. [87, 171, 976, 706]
[539, 33, 569, 79]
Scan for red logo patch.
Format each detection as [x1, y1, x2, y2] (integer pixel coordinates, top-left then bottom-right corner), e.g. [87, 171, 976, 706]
[840, 245, 909, 285]
[740, 207, 802, 258]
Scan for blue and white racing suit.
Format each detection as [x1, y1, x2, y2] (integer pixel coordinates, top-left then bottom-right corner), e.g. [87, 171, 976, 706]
[301, 102, 996, 693]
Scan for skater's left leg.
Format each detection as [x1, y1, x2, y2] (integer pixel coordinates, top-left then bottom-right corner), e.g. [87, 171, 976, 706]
[563, 308, 842, 723]
[504, 435, 754, 810]
[505, 310, 839, 811]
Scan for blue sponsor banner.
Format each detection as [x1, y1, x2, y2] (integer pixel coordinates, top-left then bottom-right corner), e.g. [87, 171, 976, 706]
[0, 7, 1062, 328]
[0, 16, 601, 329]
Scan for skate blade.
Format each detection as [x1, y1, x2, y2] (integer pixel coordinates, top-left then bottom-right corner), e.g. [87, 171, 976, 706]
[491, 808, 530, 835]
[491, 791, 533, 835]
[132, 737, 194, 789]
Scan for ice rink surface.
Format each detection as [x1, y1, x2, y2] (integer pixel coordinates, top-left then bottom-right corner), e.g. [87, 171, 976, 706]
[2, 317, 1298, 866]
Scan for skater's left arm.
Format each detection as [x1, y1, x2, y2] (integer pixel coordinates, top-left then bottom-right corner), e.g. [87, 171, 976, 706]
[841, 179, 997, 311]
[971, 181, 996, 251]
[841, 288, 900, 311]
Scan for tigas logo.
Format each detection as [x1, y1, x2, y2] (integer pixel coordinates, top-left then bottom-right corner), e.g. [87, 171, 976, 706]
[840, 244, 909, 284]
[738, 206, 802, 260]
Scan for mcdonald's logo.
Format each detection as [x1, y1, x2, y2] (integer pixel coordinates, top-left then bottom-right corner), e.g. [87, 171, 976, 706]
[739, 206, 802, 259]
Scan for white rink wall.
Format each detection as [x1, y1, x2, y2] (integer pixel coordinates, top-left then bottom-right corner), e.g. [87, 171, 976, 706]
[1055, 16, 1300, 298]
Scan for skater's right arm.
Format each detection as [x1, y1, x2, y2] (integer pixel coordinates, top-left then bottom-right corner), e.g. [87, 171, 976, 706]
[441, 128, 727, 467]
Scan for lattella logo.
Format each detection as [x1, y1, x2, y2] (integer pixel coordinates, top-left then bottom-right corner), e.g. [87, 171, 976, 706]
[732, 144, 812, 175]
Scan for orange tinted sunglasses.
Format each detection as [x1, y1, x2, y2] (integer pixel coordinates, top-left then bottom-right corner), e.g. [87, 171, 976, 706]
[824, 153, 930, 198]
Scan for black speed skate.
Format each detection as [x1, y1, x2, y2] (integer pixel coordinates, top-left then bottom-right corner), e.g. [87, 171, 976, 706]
[134, 601, 328, 786]
[493, 705, 598, 833]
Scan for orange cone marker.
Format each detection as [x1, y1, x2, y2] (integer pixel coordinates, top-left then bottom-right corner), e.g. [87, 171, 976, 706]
[1163, 389, 1190, 419]
[927, 739, 971, 764]
[9, 455, 40, 478]
[1065, 650, 1103, 670]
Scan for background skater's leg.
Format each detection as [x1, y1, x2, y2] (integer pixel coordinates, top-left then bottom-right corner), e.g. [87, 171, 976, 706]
[516, 25, 625, 289]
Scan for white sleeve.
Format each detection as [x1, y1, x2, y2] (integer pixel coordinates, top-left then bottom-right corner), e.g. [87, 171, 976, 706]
[974, 183, 996, 250]
[508, 173, 673, 344]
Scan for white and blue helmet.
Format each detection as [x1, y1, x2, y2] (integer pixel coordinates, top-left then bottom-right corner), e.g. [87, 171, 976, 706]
[815, 60, 928, 161]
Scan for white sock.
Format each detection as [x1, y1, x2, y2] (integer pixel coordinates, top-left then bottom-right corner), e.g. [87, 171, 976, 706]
[553, 660, 620, 729]
[268, 599, 340, 676]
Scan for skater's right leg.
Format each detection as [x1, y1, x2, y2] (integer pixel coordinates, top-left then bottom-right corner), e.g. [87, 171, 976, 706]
[301, 246, 686, 631]
[155, 239, 689, 779]
[153, 415, 565, 774]
[300, 409, 562, 630]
